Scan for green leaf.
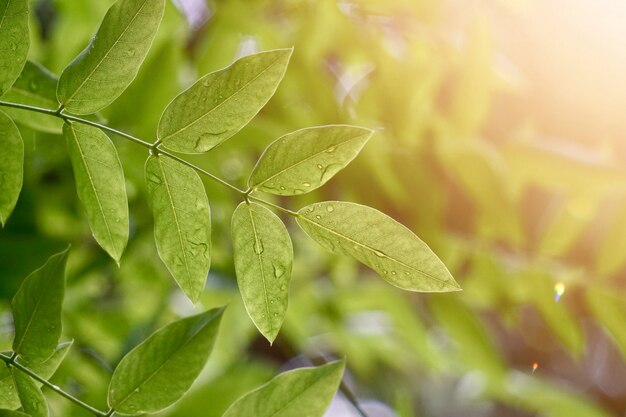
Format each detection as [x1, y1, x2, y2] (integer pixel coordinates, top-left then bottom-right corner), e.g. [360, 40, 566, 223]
[64, 122, 129, 263]
[12, 248, 69, 362]
[0, 365, 19, 410]
[0, 0, 29, 97]
[297, 202, 460, 292]
[11, 371, 47, 417]
[222, 360, 345, 417]
[18, 341, 73, 384]
[0, 342, 72, 410]
[248, 125, 373, 195]
[107, 307, 225, 415]
[231, 202, 293, 343]
[157, 49, 292, 153]
[57, 0, 166, 114]
[0, 110, 23, 227]
[145, 155, 211, 302]
[1, 61, 63, 134]
[0, 409, 30, 417]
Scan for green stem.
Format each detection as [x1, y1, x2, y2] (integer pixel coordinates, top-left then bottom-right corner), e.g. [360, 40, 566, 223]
[0, 352, 112, 417]
[0, 100, 300, 215]
[158, 151, 245, 194]
[248, 194, 299, 217]
[0, 100, 244, 195]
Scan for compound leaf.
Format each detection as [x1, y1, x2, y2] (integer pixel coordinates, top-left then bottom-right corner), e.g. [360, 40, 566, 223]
[1, 61, 63, 134]
[157, 49, 292, 153]
[249, 125, 373, 195]
[222, 360, 345, 417]
[12, 248, 68, 362]
[0, 0, 29, 97]
[297, 202, 460, 292]
[12, 371, 47, 417]
[0, 110, 23, 227]
[57, 0, 165, 114]
[231, 202, 293, 343]
[108, 307, 225, 415]
[145, 155, 211, 303]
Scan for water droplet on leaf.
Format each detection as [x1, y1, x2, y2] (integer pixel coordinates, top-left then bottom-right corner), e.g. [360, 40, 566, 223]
[273, 263, 285, 278]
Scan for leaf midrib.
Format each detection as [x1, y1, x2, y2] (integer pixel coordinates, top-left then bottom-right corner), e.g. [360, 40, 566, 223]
[13, 262, 56, 356]
[68, 124, 117, 257]
[160, 53, 286, 142]
[246, 204, 273, 337]
[251, 131, 368, 190]
[112, 316, 212, 410]
[0, 0, 13, 36]
[62, 0, 151, 107]
[298, 213, 453, 288]
[157, 157, 193, 294]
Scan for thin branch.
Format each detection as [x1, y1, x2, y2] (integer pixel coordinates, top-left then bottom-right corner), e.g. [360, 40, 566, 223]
[158, 151, 245, 194]
[0, 101, 246, 195]
[248, 194, 299, 217]
[0, 352, 112, 417]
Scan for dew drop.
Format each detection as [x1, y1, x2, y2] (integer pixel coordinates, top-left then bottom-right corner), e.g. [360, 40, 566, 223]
[391, 271, 397, 275]
[273, 264, 285, 278]
[302, 182, 311, 187]
[317, 164, 323, 169]
[374, 250, 385, 257]
[315, 215, 322, 220]
[279, 185, 286, 190]
[382, 269, 388, 275]
[326, 205, 334, 213]
[326, 146, 336, 153]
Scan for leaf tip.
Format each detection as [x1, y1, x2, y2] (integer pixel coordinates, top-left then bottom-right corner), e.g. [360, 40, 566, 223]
[263, 331, 277, 346]
[446, 278, 463, 292]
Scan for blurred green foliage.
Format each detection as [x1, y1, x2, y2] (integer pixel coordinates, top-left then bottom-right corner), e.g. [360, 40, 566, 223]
[2, 0, 625, 416]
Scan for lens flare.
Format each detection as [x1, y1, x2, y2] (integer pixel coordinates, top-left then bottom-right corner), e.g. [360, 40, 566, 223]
[554, 282, 565, 302]
[532, 362, 539, 373]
